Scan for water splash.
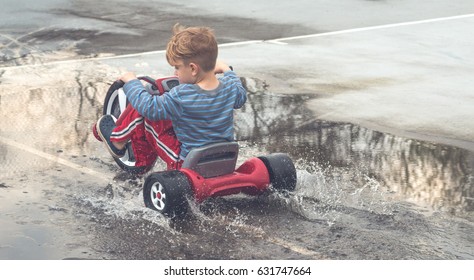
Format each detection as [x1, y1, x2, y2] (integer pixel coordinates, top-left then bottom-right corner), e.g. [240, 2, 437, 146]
[268, 159, 397, 226]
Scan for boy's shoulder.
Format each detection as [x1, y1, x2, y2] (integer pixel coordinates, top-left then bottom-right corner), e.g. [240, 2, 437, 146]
[169, 83, 200, 97]
[172, 83, 197, 92]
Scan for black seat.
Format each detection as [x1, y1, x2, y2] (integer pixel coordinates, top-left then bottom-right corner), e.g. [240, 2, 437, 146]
[181, 142, 239, 178]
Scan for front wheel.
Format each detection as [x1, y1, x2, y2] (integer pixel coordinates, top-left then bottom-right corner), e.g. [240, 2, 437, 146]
[143, 171, 193, 217]
[258, 153, 297, 192]
[103, 79, 154, 174]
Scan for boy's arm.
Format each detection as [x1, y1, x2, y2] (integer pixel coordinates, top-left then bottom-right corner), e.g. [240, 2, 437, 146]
[215, 61, 246, 108]
[214, 60, 232, 74]
[119, 72, 137, 84]
[223, 70, 247, 109]
[121, 78, 181, 121]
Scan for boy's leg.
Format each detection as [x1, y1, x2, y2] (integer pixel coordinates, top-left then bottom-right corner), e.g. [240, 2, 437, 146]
[128, 133, 158, 168]
[95, 105, 180, 170]
[96, 105, 158, 166]
[92, 105, 138, 143]
[109, 104, 144, 143]
[110, 105, 159, 167]
[144, 119, 182, 170]
[96, 115, 127, 158]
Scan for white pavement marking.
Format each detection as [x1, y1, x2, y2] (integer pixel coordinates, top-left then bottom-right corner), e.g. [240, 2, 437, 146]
[1, 14, 473, 70]
[0, 40, 265, 70]
[0, 136, 110, 181]
[269, 13, 474, 42]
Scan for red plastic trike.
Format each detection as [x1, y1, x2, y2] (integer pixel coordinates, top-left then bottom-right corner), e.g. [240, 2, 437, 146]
[101, 76, 297, 216]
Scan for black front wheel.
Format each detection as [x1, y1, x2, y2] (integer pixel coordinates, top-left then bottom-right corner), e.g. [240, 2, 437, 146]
[102, 79, 154, 174]
[258, 153, 297, 192]
[103, 80, 125, 118]
[143, 171, 193, 217]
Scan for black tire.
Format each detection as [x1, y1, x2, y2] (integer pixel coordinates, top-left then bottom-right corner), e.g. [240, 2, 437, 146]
[143, 171, 193, 217]
[102, 80, 154, 175]
[103, 80, 125, 117]
[258, 153, 297, 192]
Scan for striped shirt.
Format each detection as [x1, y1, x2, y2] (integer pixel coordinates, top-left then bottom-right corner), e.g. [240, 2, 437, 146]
[123, 70, 247, 159]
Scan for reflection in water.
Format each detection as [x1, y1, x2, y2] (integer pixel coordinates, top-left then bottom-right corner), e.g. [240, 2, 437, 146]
[235, 91, 474, 216]
[0, 64, 119, 178]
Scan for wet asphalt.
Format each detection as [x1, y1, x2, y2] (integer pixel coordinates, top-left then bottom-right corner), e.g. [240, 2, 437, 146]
[1, 0, 474, 261]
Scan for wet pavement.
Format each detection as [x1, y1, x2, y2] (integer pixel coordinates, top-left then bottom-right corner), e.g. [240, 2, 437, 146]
[1, 0, 474, 261]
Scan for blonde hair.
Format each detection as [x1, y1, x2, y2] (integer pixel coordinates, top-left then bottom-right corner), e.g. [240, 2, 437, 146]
[166, 23, 218, 72]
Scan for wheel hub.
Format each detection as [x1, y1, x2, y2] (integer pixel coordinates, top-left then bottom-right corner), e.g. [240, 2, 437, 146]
[150, 182, 166, 211]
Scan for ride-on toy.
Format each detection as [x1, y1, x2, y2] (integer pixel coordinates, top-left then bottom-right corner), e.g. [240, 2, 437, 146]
[100, 76, 297, 216]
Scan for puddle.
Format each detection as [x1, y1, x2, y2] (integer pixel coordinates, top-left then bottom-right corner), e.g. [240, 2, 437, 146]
[0, 65, 473, 259]
[235, 87, 474, 218]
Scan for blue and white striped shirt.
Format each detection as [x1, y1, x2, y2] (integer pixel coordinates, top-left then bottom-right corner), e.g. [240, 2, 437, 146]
[123, 71, 247, 159]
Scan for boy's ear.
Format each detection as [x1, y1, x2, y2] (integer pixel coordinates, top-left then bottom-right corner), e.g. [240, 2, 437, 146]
[189, 62, 199, 75]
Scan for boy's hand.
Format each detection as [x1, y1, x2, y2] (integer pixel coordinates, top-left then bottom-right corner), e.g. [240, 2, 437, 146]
[214, 60, 232, 74]
[119, 72, 137, 83]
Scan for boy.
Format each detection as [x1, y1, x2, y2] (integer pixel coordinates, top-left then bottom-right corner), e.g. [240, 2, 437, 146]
[95, 24, 247, 170]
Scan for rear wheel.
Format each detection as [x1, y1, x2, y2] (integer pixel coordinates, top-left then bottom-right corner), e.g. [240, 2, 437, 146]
[258, 153, 297, 192]
[143, 171, 193, 217]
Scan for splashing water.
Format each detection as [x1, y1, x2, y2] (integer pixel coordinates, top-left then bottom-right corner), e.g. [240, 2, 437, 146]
[267, 158, 397, 226]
